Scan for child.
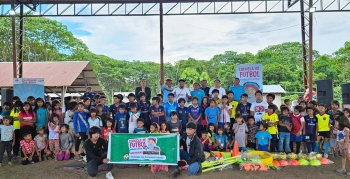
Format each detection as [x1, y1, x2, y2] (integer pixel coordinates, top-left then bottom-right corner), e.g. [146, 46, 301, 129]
[233, 114, 248, 152]
[262, 105, 279, 152]
[284, 99, 291, 110]
[27, 96, 36, 109]
[129, 102, 141, 134]
[99, 96, 110, 117]
[303, 107, 318, 154]
[133, 118, 148, 134]
[201, 97, 209, 129]
[212, 89, 222, 106]
[343, 108, 350, 120]
[217, 95, 233, 128]
[102, 118, 115, 142]
[200, 131, 212, 152]
[250, 90, 268, 126]
[236, 93, 252, 122]
[213, 127, 229, 151]
[167, 111, 182, 134]
[335, 115, 350, 174]
[109, 94, 123, 119]
[0, 116, 15, 166]
[227, 91, 238, 125]
[57, 124, 73, 161]
[315, 104, 332, 158]
[10, 100, 22, 159]
[88, 108, 103, 130]
[278, 107, 292, 153]
[138, 92, 151, 130]
[299, 100, 308, 116]
[290, 105, 305, 154]
[208, 123, 216, 145]
[330, 120, 339, 157]
[150, 97, 165, 125]
[159, 122, 170, 134]
[19, 101, 36, 138]
[34, 126, 51, 161]
[20, 131, 39, 165]
[126, 93, 138, 112]
[51, 100, 63, 124]
[0, 102, 11, 116]
[255, 123, 272, 152]
[48, 114, 60, 159]
[247, 116, 259, 150]
[205, 99, 220, 127]
[114, 104, 128, 133]
[149, 123, 159, 134]
[45, 102, 52, 112]
[224, 122, 234, 148]
[64, 101, 77, 154]
[328, 100, 342, 120]
[73, 102, 89, 161]
[188, 97, 202, 136]
[176, 98, 188, 134]
[157, 94, 164, 107]
[34, 97, 48, 128]
[164, 93, 178, 122]
[96, 104, 108, 127]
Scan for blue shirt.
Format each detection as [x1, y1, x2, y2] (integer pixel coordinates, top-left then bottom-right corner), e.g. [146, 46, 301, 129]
[102, 105, 109, 114]
[205, 107, 220, 124]
[0, 125, 14, 141]
[109, 104, 119, 119]
[149, 105, 165, 124]
[139, 101, 151, 122]
[176, 107, 188, 127]
[188, 105, 202, 124]
[164, 102, 178, 121]
[161, 85, 173, 103]
[304, 115, 317, 135]
[134, 127, 148, 134]
[115, 112, 128, 132]
[236, 102, 252, 121]
[190, 89, 205, 105]
[255, 131, 272, 146]
[214, 134, 228, 148]
[229, 85, 245, 101]
[73, 111, 89, 134]
[1, 110, 10, 116]
[35, 108, 47, 127]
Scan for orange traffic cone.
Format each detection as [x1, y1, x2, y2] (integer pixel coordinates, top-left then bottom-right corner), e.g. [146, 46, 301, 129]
[231, 140, 239, 157]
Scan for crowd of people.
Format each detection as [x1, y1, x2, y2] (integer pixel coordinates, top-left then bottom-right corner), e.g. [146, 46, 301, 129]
[1, 77, 350, 178]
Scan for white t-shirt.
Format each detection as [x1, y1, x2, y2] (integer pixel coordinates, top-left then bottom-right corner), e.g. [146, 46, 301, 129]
[173, 88, 191, 103]
[250, 101, 269, 124]
[128, 112, 140, 134]
[217, 104, 233, 123]
[209, 87, 226, 99]
[88, 117, 103, 128]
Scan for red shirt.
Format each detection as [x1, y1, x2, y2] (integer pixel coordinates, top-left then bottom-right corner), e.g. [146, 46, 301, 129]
[19, 112, 36, 127]
[290, 113, 303, 135]
[200, 137, 209, 146]
[20, 140, 36, 154]
[102, 127, 115, 141]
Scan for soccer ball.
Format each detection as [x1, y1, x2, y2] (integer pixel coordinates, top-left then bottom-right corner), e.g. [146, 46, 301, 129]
[124, 154, 129, 160]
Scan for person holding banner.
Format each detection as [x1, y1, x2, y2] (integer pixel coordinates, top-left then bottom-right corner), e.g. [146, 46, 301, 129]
[84, 126, 114, 179]
[171, 122, 204, 178]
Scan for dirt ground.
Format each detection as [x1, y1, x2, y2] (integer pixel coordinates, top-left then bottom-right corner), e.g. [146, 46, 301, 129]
[0, 157, 349, 179]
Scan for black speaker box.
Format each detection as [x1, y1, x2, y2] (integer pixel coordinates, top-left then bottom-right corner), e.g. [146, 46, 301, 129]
[315, 79, 334, 105]
[1, 88, 14, 105]
[341, 83, 350, 104]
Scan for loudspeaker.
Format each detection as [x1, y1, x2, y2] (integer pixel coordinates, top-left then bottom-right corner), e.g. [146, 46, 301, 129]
[341, 83, 350, 104]
[1, 88, 14, 105]
[315, 79, 334, 105]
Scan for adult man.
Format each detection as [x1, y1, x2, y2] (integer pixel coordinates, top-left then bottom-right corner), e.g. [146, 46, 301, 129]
[209, 79, 226, 99]
[135, 78, 151, 102]
[190, 82, 205, 105]
[200, 80, 210, 97]
[160, 79, 174, 103]
[171, 122, 204, 178]
[228, 77, 245, 101]
[83, 86, 96, 100]
[173, 79, 191, 104]
[291, 96, 303, 111]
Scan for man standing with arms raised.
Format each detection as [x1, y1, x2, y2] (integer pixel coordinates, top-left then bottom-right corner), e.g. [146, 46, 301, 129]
[200, 80, 210, 97]
[173, 79, 191, 105]
[209, 79, 226, 99]
[160, 79, 175, 104]
[228, 77, 245, 102]
[135, 78, 151, 102]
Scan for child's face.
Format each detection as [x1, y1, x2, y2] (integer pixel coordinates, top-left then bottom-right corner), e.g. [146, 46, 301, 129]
[90, 112, 96, 117]
[61, 126, 67, 133]
[210, 101, 216, 107]
[100, 99, 106, 105]
[236, 117, 243, 123]
[203, 98, 208, 104]
[224, 124, 229, 129]
[318, 106, 326, 113]
[344, 111, 350, 117]
[293, 109, 300, 115]
[23, 104, 30, 111]
[131, 107, 137, 113]
[285, 100, 290, 105]
[46, 104, 52, 110]
[161, 123, 166, 130]
[119, 108, 126, 113]
[37, 101, 43, 107]
[266, 96, 273, 103]
[248, 118, 255, 125]
[255, 93, 262, 100]
[222, 98, 228, 104]
[78, 105, 84, 111]
[218, 130, 223, 135]
[84, 100, 90, 106]
[140, 96, 146, 102]
[4, 105, 9, 110]
[331, 103, 339, 110]
[158, 96, 163, 102]
[192, 99, 198, 105]
[113, 97, 120, 103]
[152, 100, 158, 106]
[209, 126, 214, 131]
[300, 102, 306, 109]
[335, 120, 339, 127]
[202, 133, 207, 139]
[91, 132, 100, 140]
[38, 129, 44, 135]
[55, 104, 60, 109]
[307, 109, 314, 116]
[3, 119, 10, 125]
[97, 106, 103, 112]
[137, 121, 144, 128]
[53, 117, 59, 123]
[150, 125, 156, 132]
[171, 115, 178, 120]
[282, 110, 289, 116]
[228, 93, 234, 100]
[179, 101, 185, 107]
[24, 134, 32, 141]
[267, 108, 274, 114]
[213, 92, 219, 98]
[128, 96, 135, 102]
[29, 99, 35, 105]
[106, 121, 113, 128]
[241, 96, 247, 102]
[168, 96, 174, 102]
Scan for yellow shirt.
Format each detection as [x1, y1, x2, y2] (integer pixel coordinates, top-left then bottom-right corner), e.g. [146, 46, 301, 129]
[229, 100, 238, 118]
[262, 113, 279, 134]
[316, 113, 331, 132]
[10, 110, 20, 129]
[215, 99, 222, 106]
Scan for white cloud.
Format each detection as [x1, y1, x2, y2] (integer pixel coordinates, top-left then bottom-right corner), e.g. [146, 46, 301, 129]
[50, 3, 350, 63]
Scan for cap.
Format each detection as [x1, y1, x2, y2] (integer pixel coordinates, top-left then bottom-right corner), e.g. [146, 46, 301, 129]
[36, 126, 44, 132]
[166, 79, 172, 82]
[178, 79, 185, 82]
[186, 122, 197, 130]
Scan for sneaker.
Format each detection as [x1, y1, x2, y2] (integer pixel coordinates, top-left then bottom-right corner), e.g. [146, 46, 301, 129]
[106, 171, 114, 179]
[74, 156, 82, 161]
[8, 162, 13, 166]
[309, 152, 317, 155]
[30, 161, 35, 164]
[324, 154, 328, 159]
[170, 170, 180, 179]
[336, 168, 346, 173]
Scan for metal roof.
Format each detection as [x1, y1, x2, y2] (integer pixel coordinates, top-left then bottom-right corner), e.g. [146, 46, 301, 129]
[263, 85, 286, 94]
[0, 61, 102, 93]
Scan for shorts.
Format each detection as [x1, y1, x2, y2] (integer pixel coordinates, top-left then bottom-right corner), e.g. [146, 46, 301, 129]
[290, 134, 303, 142]
[304, 134, 316, 141]
[318, 131, 331, 138]
[258, 145, 268, 152]
[329, 138, 338, 148]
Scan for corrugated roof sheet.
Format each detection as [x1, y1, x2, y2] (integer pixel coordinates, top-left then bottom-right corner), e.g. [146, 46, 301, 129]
[263, 85, 286, 93]
[0, 61, 102, 93]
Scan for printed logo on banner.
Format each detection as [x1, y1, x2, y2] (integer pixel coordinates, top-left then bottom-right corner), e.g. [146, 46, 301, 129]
[124, 137, 166, 161]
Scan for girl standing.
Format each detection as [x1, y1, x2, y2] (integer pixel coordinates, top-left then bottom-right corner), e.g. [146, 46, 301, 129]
[201, 97, 209, 130]
[34, 98, 48, 128]
[64, 101, 77, 153]
[51, 100, 63, 124]
[10, 101, 22, 159]
[19, 102, 36, 138]
[57, 124, 73, 161]
[0, 116, 15, 166]
[102, 118, 115, 142]
[336, 115, 350, 174]
[48, 114, 60, 159]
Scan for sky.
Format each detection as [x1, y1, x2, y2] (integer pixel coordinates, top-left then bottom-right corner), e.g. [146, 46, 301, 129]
[47, 2, 350, 63]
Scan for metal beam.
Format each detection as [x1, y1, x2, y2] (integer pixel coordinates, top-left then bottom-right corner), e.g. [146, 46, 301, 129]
[308, 0, 313, 101]
[11, 0, 16, 79]
[300, 0, 308, 92]
[159, 0, 164, 84]
[18, 4, 24, 78]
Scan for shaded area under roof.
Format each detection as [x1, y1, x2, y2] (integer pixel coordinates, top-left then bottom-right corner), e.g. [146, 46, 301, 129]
[0, 61, 102, 94]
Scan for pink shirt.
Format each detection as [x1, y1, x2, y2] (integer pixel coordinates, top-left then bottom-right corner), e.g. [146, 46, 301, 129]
[19, 112, 36, 127]
[48, 122, 60, 140]
[20, 140, 36, 154]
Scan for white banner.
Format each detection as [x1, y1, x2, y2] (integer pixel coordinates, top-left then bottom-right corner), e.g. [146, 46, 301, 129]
[13, 78, 45, 101]
[236, 64, 263, 103]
